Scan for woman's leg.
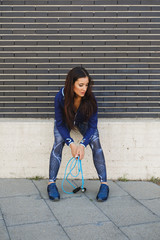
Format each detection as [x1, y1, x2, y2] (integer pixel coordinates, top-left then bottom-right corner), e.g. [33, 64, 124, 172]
[89, 129, 107, 183]
[77, 123, 107, 183]
[49, 122, 65, 182]
[77, 123, 109, 201]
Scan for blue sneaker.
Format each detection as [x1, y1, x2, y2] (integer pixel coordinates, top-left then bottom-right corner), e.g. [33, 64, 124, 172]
[96, 184, 109, 202]
[47, 183, 60, 201]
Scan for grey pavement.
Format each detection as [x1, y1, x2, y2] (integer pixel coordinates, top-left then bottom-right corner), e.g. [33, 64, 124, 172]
[0, 179, 160, 240]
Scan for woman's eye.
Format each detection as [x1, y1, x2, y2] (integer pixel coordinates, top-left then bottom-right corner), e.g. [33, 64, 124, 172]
[79, 84, 88, 87]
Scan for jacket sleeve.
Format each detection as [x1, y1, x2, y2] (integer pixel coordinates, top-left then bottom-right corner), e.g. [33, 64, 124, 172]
[54, 91, 74, 146]
[80, 111, 98, 147]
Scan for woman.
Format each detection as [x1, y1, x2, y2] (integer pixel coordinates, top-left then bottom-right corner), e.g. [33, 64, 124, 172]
[48, 66, 109, 202]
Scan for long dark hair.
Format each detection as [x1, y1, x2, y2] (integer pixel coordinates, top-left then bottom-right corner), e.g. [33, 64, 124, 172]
[64, 66, 97, 130]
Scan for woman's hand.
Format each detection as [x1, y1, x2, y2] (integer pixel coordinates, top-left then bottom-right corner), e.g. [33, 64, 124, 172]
[75, 144, 85, 160]
[69, 143, 77, 158]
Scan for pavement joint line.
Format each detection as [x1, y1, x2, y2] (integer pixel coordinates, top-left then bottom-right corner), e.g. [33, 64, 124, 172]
[6, 219, 56, 228]
[0, 207, 12, 240]
[63, 220, 111, 229]
[139, 197, 160, 201]
[31, 179, 44, 199]
[120, 219, 160, 229]
[0, 193, 41, 200]
[84, 191, 131, 240]
[31, 180, 71, 240]
[115, 181, 160, 219]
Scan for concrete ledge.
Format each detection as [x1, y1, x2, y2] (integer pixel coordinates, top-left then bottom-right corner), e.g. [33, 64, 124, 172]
[0, 118, 160, 180]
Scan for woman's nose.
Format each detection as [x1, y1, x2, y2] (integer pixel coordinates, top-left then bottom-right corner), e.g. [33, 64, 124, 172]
[83, 86, 87, 91]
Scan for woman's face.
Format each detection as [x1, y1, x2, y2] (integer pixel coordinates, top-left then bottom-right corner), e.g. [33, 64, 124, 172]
[73, 76, 89, 98]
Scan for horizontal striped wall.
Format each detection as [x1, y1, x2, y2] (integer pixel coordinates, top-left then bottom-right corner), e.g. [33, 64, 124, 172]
[0, 0, 160, 118]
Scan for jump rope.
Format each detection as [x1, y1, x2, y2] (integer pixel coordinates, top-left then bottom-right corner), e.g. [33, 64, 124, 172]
[61, 156, 86, 194]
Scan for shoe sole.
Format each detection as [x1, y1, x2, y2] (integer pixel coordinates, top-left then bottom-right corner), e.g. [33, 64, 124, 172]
[96, 196, 108, 202]
[49, 196, 60, 201]
[97, 199, 107, 202]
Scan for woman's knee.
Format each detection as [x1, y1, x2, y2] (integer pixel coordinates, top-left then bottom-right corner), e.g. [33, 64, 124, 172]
[53, 123, 65, 146]
[90, 131, 101, 150]
[51, 140, 64, 155]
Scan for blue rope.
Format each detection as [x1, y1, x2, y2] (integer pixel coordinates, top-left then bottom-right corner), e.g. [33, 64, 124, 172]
[62, 156, 85, 194]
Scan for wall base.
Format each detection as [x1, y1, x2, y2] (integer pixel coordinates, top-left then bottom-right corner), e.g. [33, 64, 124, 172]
[0, 118, 160, 180]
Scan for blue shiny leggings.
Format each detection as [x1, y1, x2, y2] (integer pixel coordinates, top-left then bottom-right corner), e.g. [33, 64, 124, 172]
[49, 122, 107, 182]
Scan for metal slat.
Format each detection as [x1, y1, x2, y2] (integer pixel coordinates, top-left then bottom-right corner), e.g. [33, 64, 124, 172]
[0, 1, 160, 118]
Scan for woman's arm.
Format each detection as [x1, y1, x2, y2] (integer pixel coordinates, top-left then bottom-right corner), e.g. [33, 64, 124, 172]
[54, 90, 74, 146]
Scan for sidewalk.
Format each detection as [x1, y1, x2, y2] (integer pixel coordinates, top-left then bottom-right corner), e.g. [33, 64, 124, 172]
[0, 179, 160, 240]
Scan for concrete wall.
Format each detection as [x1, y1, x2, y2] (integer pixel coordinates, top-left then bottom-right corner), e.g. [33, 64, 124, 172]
[0, 118, 160, 180]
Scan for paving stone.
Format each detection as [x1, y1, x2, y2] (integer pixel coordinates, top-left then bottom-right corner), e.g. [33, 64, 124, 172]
[68, 179, 99, 201]
[81, 180, 129, 200]
[47, 195, 109, 227]
[0, 195, 55, 226]
[33, 179, 81, 200]
[140, 198, 160, 217]
[121, 222, 160, 240]
[32, 179, 49, 199]
[116, 181, 160, 200]
[58, 180, 117, 200]
[1, 179, 160, 240]
[0, 220, 9, 240]
[0, 179, 39, 197]
[8, 221, 69, 240]
[65, 221, 129, 240]
[95, 195, 160, 227]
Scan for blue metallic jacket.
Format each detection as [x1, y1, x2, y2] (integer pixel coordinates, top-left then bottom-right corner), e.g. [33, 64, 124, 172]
[54, 87, 98, 147]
